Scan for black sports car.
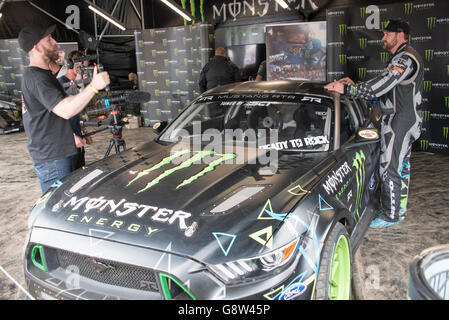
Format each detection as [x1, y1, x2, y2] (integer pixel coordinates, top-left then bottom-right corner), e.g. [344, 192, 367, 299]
[24, 81, 382, 300]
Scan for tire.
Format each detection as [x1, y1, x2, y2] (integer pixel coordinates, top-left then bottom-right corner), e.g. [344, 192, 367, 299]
[315, 222, 352, 300]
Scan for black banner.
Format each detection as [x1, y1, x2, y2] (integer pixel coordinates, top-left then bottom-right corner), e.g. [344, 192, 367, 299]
[134, 23, 214, 126]
[326, 0, 449, 155]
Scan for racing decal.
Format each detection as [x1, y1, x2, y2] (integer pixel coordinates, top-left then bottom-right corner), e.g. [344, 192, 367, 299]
[127, 150, 236, 192]
[288, 185, 311, 196]
[258, 136, 329, 150]
[256, 199, 275, 220]
[249, 226, 273, 249]
[301, 96, 322, 103]
[212, 232, 237, 256]
[352, 151, 366, 219]
[318, 194, 334, 211]
[264, 272, 315, 300]
[321, 162, 352, 195]
[62, 196, 195, 234]
[358, 129, 379, 140]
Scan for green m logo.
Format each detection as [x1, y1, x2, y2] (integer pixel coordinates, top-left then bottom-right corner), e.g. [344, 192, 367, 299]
[339, 24, 347, 36]
[162, 38, 167, 47]
[155, 108, 161, 115]
[140, 60, 145, 68]
[445, 96, 449, 108]
[167, 98, 172, 107]
[227, 29, 234, 39]
[381, 21, 389, 29]
[164, 59, 169, 67]
[404, 2, 413, 14]
[358, 67, 366, 79]
[165, 79, 171, 87]
[425, 49, 434, 61]
[360, 7, 367, 18]
[153, 70, 158, 78]
[152, 49, 156, 57]
[380, 52, 389, 63]
[424, 81, 432, 92]
[141, 80, 147, 88]
[138, 40, 143, 48]
[420, 139, 429, 151]
[359, 38, 367, 49]
[150, 29, 155, 37]
[422, 110, 430, 121]
[427, 17, 436, 29]
[443, 127, 449, 139]
[7, 56, 12, 63]
[127, 150, 236, 192]
[174, 48, 179, 56]
[339, 54, 347, 65]
[352, 150, 366, 220]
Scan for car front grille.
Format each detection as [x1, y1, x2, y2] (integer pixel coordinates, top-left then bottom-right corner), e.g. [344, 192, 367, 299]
[55, 249, 159, 293]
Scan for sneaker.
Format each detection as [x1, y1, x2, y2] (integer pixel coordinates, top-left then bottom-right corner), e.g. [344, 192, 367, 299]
[375, 209, 405, 221]
[369, 217, 398, 228]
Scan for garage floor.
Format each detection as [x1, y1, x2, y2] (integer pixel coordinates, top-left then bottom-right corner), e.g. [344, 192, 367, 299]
[1, 127, 448, 300]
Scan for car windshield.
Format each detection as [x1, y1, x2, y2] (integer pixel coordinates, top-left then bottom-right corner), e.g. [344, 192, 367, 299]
[159, 97, 332, 152]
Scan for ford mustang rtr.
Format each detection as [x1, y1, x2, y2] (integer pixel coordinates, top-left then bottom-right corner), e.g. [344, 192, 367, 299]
[24, 80, 382, 300]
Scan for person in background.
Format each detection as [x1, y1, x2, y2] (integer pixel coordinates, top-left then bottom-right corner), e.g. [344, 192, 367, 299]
[58, 50, 93, 171]
[128, 72, 138, 89]
[325, 19, 423, 228]
[199, 47, 241, 93]
[255, 60, 266, 81]
[19, 24, 110, 194]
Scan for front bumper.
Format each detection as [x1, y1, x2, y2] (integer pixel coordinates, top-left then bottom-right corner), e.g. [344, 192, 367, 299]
[24, 228, 315, 300]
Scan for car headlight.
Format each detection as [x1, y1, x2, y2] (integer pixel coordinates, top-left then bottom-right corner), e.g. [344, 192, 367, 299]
[208, 238, 299, 284]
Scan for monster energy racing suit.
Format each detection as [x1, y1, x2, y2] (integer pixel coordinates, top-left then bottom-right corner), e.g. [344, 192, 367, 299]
[344, 42, 424, 222]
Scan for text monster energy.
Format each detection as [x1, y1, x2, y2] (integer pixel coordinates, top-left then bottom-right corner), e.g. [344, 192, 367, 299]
[352, 151, 366, 219]
[127, 150, 236, 192]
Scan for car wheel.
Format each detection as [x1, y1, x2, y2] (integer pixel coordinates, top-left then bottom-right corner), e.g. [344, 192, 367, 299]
[315, 222, 352, 300]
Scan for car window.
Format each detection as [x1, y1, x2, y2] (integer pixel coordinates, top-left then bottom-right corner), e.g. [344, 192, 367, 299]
[159, 98, 332, 152]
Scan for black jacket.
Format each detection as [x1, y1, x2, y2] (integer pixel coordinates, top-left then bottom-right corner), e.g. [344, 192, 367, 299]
[199, 56, 241, 93]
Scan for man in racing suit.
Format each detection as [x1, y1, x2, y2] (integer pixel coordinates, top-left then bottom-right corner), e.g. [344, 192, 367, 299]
[325, 20, 424, 228]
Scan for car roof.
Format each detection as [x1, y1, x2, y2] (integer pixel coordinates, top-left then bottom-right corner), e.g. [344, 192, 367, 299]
[203, 80, 335, 99]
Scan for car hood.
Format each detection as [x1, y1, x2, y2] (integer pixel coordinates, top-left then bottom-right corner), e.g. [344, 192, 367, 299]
[31, 140, 328, 264]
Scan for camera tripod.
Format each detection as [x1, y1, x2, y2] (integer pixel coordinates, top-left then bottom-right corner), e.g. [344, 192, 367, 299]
[81, 107, 127, 158]
[104, 109, 126, 158]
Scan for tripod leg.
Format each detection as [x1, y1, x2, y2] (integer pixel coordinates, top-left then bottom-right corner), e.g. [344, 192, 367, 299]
[105, 140, 114, 158]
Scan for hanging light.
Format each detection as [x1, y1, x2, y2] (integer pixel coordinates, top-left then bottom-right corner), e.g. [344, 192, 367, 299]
[159, 0, 194, 22]
[84, 0, 126, 31]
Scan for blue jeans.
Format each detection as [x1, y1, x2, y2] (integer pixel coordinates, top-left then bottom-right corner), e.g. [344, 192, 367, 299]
[33, 157, 72, 194]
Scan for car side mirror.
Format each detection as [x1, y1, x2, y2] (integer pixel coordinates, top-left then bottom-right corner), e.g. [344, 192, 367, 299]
[152, 120, 168, 134]
[345, 128, 380, 150]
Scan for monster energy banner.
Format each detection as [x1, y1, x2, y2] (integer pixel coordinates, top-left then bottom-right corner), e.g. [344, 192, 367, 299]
[0, 39, 28, 99]
[134, 24, 214, 126]
[327, 0, 449, 155]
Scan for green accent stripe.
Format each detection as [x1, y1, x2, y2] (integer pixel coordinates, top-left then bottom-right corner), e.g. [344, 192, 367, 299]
[127, 150, 190, 187]
[137, 151, 214, 193]
[31, 245, 48, 272]
[176, 153, 236, 189]
[159, 272, 196, 300]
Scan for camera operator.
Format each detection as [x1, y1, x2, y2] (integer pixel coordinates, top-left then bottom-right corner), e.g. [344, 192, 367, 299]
[58, 50, 93, 171]
[19, 24, 110, 194]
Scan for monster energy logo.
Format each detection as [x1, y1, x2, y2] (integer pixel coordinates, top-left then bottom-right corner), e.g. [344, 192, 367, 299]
[352, 150, 366, 220]
[424, 81, 432, 92]
[359, 38, 367, 49]
[425, 49, 434, 61]
[427, 17, 436, 29]
[339, 24, 347, 36]
[380, 52, 389, 63]
[339, 54, 347, 65]
[404, 2, 413, 14]
[420, 140, 429, 151]
[358, 67, 366, 79]
[445, 97, 449, 108]
[443, 127, 449, 139]
[127, 150, 236, 192]
[422, 110, 430, 121]
[360, 7, 367, 18]
[381, 21, 389, 29]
